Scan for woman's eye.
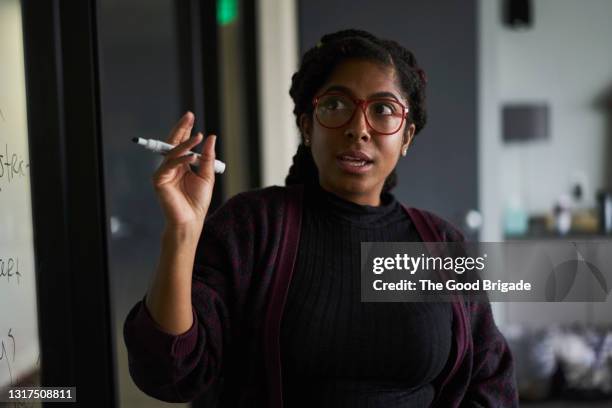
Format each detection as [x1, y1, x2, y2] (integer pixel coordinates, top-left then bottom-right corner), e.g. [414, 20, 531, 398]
[372, 102, 395, 115]
[323, 98, 347, 110]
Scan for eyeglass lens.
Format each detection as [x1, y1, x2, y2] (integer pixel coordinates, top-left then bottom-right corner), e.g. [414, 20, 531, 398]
[315, 94, 404, 134]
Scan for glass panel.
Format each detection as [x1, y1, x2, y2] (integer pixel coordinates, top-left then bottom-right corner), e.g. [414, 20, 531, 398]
[219, 0, 253, 195]
[0, 0, 41, 404]
[97, 1, 189, 407]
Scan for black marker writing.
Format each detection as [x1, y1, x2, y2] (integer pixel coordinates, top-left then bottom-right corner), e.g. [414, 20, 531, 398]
[8, 329, 15, 363]
[0, 329, 32, 408]
[0, 257, 21, 285]
[0, 328, 16, 386]
[0, 144, 29, 193]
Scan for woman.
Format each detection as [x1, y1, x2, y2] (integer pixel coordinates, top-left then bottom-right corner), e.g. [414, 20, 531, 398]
[124, 29, 518, 407]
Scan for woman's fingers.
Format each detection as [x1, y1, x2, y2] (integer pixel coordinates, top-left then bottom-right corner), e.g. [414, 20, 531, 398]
[164, 153, 198, 169]
[167, 111, 194, 145]
[152, 154, 197, 185]
[196, 134, 217, 181]
[165, 133, 203, 160]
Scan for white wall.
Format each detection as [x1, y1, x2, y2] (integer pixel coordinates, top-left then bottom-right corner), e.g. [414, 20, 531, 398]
[256, 0, 299, 187]
[497, 0, 612, 214]
[478, 0, 504, 243]
[480, 0, 612, 236]
[479, 0, 612, 327]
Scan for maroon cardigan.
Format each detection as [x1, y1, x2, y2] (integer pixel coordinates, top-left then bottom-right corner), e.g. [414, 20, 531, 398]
[123, 184, 518, 407]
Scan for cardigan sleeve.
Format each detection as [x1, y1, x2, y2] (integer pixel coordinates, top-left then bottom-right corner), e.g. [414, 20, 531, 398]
[461, 297, 519, 407]
[123, 191, 265, 403]
[123, 296, 207, 402]
[426, 210, 519, 407]
[447, 234, 519, 406]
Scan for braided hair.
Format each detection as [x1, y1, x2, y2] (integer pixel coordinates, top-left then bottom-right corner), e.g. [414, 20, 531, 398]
[285, 29, 428, 193]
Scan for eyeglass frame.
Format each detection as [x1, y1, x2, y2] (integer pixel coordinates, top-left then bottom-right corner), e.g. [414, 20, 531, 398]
[312, 91, 410, 136]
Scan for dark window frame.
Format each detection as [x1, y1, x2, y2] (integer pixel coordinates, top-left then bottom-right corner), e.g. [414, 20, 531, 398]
[22, 0, 116, 405]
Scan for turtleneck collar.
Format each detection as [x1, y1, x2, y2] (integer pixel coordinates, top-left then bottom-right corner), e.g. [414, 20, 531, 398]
[304, 182, 401, 226]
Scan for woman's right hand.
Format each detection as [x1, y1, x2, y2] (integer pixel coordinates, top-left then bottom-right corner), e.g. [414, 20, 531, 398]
[152, 112, 217, 229]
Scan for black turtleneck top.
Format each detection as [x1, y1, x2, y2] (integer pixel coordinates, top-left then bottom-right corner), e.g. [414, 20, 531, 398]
[280, 183, 453, 407]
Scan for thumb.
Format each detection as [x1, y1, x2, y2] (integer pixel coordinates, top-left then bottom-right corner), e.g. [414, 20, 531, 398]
[197, 134, 217, 181]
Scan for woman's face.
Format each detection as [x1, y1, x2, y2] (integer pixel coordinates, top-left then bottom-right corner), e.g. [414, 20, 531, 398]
[300, 59, 415, 206]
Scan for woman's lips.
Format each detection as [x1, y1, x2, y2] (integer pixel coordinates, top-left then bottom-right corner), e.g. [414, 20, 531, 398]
[336, 156, 374, 174]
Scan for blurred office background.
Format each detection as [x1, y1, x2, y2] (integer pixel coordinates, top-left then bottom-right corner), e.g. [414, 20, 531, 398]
[95, 0, 612, 406]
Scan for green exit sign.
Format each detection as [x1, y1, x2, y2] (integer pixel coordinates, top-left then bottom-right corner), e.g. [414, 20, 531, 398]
[217, 0, 238, 25]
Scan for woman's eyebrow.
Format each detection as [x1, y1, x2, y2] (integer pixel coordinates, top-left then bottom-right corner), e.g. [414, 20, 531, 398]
[323, 85, 401, 101]
[370, 91, 401, 100]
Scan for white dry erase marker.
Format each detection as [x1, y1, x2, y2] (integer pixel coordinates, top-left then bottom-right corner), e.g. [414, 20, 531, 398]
[132, 137, 226, 174]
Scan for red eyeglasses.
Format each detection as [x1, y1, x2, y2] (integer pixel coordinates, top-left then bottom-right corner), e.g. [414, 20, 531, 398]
[312, 92, 409, 135]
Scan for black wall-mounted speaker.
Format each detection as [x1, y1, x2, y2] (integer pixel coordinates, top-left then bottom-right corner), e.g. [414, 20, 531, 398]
[504, 0, 532, 28]
[502, 103, 549, 142]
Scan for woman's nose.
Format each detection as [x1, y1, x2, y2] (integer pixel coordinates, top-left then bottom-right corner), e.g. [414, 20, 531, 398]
[345, 107, 371, 141]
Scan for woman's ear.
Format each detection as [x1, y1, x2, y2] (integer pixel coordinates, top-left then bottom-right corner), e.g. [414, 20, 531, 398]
[401, 124, 416, 156]
[299, 113, 312, 146]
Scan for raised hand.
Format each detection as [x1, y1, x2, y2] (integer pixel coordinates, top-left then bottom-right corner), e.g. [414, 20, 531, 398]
[152, 112, 217, 229]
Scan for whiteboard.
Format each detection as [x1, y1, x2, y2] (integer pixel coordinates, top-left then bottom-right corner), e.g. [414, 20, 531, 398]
[0, 0, 41, 390]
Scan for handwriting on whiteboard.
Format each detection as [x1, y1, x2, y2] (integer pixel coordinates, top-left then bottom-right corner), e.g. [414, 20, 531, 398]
[0, 144, 29, 193]
[0, 329, 37, 408]
[0, 257, 21, 285]
[0, 327, 39, 408]
[0, 328, 16, 386]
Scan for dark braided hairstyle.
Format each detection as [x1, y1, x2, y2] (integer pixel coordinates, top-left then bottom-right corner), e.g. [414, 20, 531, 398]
[285, 29, 428, 193]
